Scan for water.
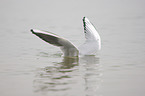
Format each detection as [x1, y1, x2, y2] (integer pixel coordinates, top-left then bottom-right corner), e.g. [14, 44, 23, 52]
[0, 0, 145, 96]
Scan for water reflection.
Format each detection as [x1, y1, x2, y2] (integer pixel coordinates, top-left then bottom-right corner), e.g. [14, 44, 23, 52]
[33, 56, 102, 96]
[80, 56, 102, 96]
[33, 57, 79, 94]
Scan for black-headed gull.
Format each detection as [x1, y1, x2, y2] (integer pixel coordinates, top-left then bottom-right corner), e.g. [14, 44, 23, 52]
[31, 17, 101, 57]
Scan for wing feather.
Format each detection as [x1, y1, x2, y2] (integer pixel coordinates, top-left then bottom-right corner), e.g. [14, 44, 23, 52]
[79, 17, 101, 55]
[31, 29, 78, 57]
[31, 29, 63, 46]
[83, 17, 101, 41]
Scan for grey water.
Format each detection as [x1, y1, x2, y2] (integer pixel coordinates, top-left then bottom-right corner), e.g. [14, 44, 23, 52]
[0, 0, 145, 96]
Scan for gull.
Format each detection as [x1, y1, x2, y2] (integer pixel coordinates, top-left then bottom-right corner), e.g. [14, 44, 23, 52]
[31, 17, 101, 57]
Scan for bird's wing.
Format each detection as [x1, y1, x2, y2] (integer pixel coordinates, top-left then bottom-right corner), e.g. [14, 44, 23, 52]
[83, 17, 101, 41]
[31, 29, 78, 57]
[78, 17, 101, 55]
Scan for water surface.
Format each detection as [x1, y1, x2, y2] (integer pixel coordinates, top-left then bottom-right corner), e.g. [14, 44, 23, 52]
[0, 0, 145, 96]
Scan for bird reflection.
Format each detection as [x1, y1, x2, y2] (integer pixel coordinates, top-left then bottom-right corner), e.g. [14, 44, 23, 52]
[58, 57, 79, 69]
[33, 57, 79, 93]
[80, 56, 102, 96]
[33, 56, 102, 96]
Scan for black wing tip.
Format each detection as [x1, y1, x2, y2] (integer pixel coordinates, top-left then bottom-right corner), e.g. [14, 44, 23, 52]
[83, 17, 86, 31]
[30, 29, 35, 34]
[30, 29, 33, 32]
[83, 17, 85, 21]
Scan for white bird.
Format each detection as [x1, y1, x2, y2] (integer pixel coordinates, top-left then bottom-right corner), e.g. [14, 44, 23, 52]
[31, 17, 101, 57]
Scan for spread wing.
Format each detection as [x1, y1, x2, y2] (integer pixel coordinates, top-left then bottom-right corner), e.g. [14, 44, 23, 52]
[31, 29, 78, 57]
[83, 17, 101, 41]
[78, 17, 101, 55]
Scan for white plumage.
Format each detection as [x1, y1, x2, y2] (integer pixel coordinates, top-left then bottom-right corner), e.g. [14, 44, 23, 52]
[78, 17, 101, 55]
[31, 17, 101, 57]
